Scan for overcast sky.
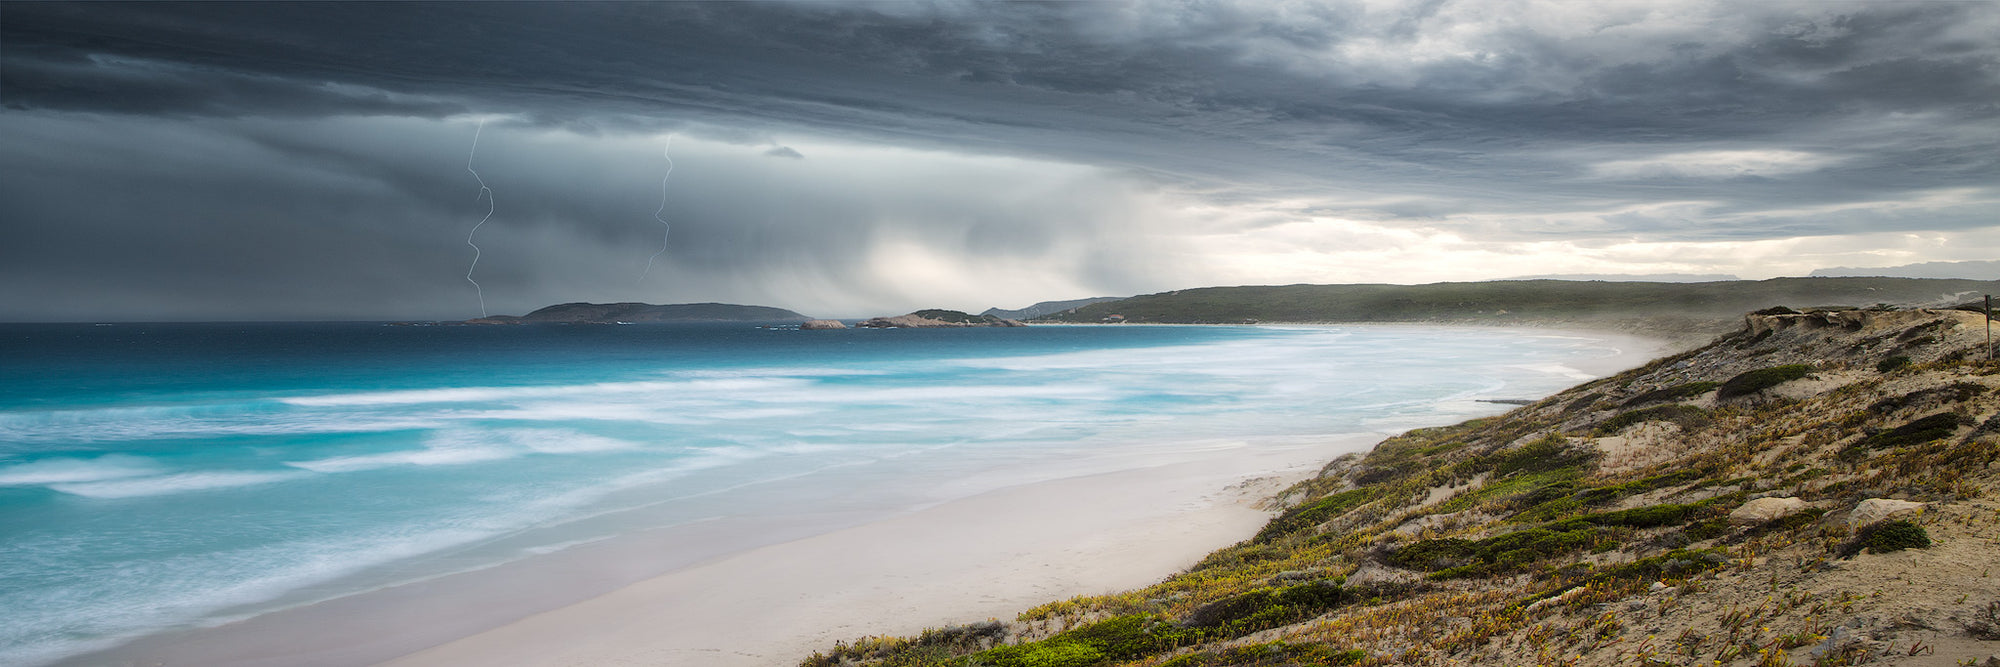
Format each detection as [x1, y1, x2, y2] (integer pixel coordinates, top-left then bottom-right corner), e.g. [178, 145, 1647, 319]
[3, 1, 1996, 320]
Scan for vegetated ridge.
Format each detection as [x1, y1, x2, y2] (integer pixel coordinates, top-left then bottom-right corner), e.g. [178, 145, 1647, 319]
[984, 297, 1127, 321]
[466, 301, 809, 324]
[806, 305, 2000, 667]
[857, 309, 1028, 328]
[1037, 278, 2000, 337]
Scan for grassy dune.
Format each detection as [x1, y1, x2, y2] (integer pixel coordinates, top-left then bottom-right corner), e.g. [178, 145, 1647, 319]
[807, 306, 2000, 667]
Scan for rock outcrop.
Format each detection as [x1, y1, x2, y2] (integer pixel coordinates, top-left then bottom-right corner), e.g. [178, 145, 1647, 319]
[801, 319, 847, 330]
[855, 310, 1027, 328]
[1728, 496, 1811, 525]
[1848, 498, 1927, 528]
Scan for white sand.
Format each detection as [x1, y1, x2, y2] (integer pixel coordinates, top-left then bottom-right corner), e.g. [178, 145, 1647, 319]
[376, 435, 1378, 667]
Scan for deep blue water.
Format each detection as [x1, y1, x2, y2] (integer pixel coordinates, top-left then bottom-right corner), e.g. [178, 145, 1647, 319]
[0, 322, 1629, 665]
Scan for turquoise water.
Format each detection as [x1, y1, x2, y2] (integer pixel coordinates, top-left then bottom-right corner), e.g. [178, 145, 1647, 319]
[0, 322, 1630, 665]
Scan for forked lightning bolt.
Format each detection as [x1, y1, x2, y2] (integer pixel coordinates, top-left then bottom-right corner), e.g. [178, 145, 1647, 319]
[638, 135, 675, 283]
[464, 120, 494, 317]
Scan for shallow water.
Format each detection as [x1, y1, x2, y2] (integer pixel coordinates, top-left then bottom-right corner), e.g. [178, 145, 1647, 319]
[0, 322, 1637, 665]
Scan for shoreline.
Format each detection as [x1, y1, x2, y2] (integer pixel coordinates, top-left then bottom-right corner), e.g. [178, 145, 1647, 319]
[380, 435, 1381, 667]
[376, 327, 1676, 667]
[61, 325, 1676, 667]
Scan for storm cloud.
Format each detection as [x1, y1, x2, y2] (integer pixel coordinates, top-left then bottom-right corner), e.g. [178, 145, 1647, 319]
[2, 1, 1995, 320]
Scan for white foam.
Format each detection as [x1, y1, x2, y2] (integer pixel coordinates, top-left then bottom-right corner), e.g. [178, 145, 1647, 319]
[285, 428, 638, 473]
[49, 470, 307, 499]
[279, 377, 809, 407]
[0, 455, 163, 486]
[1508, 362, 1597, 381]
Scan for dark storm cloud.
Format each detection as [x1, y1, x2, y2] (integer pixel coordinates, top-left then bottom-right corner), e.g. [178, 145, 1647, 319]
[2, 1, 1997, 319]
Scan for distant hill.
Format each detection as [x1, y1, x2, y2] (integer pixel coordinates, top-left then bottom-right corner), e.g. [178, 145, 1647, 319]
[1037, 277, 2000, 334]
[1507, 273, 1740, 282]
[981, 297, 1125, 320]
[1810, 260, 2000, 280]
[491, 302, 810, 324]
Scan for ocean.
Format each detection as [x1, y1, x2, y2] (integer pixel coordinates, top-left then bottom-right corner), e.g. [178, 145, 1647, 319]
[0, 322, 1641, 665]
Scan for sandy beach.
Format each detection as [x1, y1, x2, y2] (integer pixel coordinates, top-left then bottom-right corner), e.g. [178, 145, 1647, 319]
[379, 435, 1380, 667]
[67, 328, 1674, 667]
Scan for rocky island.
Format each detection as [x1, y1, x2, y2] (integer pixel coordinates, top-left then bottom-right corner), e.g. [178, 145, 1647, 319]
[855, 309, 1028, 328]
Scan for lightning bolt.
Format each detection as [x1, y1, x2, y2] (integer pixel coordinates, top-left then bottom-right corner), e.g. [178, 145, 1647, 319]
[464, 120, 494, 317]
[638, 135, 675, 283]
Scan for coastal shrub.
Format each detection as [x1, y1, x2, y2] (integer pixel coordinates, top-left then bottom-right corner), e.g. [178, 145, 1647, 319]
[1621, 382, 1721, 407]
[1433, 469, 1579, 515]
[1254, 488, 1378, 543]
[1595, 548, 1727, 583]
[1717, 364, 1814, 398]
[978, 640, 1104, 667]
[1858, 520, 1931, 553]
[1387, 538, 1476, 570]
[1877, 355, 1912, 373]
[1593, 404, 1711, 436]
[976, 615, 1165, 667]
[1510, 479, 1584, 519]
[1854, 412, 1963, 453]
[1391, 527, 1603, 579]
[1576, 470, 1707, 505]
[1490, 434, 1596, 477]
[1870, 385, 1987, 415]
[1679, 519, 1732, 542]
[1182, 582, 1350, 634]
[1516, 472, 1709, 523]
[1160, 642, 1365, 667]
[1549, 502, 1708, 531]
[1562, 392, 1606, 414]
[1186, 542, 1284, 573]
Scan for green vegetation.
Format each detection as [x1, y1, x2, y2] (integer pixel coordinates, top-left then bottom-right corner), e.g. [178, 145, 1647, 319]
[1035, 277, 2000, 327]
[1393, 501, 1724, 579]
[1857, 520, 1932, 554]
[1160, 642, 1365, 667]
[1489, 434, 1597, 477]
[1844, 412, 1964, 460]
[1181, 583, 1351, 633]
[1392, 528, 1601, 579]
[1716, 364, 1813, 398]
[975, 615, 1165, 667]
[973, 584, 1356, 666]
[1868, 383, 1987, 414]
[1593, 404, 1711, 436]
[914, 309, 1004, 324]
[1620, 382, 1720, 406]
[1876, 355, 1911, 373]
[1254, 488, 1378, 543]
